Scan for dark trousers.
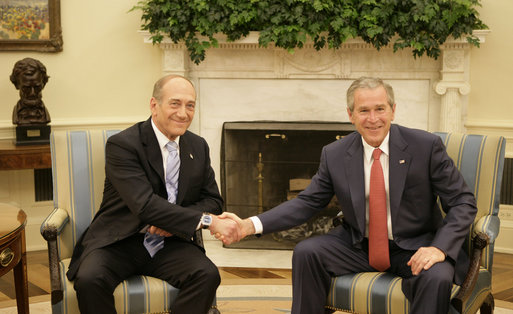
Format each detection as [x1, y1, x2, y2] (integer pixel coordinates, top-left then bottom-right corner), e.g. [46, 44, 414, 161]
[73, 233, 220, 314]
[291, 225, 454, 314]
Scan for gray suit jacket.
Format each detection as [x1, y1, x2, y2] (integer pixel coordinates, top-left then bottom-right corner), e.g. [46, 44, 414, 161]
[257, 124, 477, 282]
[67, 118, 223, 280]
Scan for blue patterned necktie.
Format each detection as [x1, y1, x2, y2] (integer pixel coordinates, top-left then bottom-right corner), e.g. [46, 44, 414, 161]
[144, 141, 180, 257]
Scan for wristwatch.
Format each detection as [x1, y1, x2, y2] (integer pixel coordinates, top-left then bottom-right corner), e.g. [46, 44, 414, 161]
[201, 214, 213, 229]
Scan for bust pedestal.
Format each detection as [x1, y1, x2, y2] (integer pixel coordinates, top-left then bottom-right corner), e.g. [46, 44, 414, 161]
[15, 125, 51, 146]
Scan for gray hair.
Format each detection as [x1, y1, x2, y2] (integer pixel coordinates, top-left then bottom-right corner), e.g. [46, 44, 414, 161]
[346, 77, 395, 112]
[152, 74, 195, 102]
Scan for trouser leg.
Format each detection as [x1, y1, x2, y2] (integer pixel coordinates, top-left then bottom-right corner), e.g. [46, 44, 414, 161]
[74, 263, 118, 314]
[145, 237, 220, 314]
[401, 260, 454, 314]
[73, 234, 219, 314]
[291, 226, 374, 314]
[73, 235, 144, 314]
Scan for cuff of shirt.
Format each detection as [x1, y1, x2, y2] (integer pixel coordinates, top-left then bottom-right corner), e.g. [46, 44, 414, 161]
[249, 216, 263, 234]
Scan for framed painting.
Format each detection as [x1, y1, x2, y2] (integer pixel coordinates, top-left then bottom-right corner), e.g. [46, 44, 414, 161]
[0, 0, 62, 51]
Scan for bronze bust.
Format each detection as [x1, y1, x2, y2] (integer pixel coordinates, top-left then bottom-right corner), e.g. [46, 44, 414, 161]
[10, 58, 51, 125]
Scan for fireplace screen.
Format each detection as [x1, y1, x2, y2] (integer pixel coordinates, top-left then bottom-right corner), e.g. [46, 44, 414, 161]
[221, 121, 355, 249]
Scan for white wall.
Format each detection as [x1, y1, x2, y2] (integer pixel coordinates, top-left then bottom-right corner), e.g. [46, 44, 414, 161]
[467, 0, 513, 253]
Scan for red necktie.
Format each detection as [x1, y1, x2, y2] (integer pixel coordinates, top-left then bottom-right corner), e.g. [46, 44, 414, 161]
[368, 148, 390, 271]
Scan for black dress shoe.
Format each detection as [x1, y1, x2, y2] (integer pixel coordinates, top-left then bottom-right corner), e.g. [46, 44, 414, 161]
[207, 307, 221, 314]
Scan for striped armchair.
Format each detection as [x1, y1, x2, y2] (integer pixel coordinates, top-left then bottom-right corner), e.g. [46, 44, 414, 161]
[40, 129, 217, 313]
[326, 132, 506, 314]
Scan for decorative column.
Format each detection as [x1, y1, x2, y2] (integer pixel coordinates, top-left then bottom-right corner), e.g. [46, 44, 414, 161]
[434, 49, 470, 132]
[160, 43, 189, 76]
[141, 33, 190, 76]
[434, 30, 489, 132]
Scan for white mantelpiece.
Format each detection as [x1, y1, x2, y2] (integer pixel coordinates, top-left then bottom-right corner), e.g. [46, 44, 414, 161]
[142, 31, 488, 182]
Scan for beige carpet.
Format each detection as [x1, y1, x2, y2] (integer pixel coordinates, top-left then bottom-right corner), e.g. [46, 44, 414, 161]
[218, 298, 292, 313]
[1, 299, 512, 314]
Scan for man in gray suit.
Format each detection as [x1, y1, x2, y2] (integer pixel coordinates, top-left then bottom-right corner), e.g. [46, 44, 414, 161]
[219, 77, 477, 314]
[67, 75, 240, 313]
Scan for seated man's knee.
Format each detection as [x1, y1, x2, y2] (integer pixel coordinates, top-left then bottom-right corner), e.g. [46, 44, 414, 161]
[293, 237, 322, 264]
[419, 262, 453, 288]
[199, 262, 221, 288]
[74, 271, 115, 294]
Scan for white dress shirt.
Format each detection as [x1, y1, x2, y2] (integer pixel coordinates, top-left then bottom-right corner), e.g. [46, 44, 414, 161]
[151, 119, 180, 175]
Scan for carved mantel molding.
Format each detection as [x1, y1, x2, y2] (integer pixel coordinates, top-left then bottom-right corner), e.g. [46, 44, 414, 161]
[141, 30, 489, 133]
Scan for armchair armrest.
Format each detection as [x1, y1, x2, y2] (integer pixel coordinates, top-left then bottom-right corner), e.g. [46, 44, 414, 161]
[39, 207, 69, 305]
[40, 207, 70, 240]
[474, 215, 500, 244]
[450, 232, 489, 313]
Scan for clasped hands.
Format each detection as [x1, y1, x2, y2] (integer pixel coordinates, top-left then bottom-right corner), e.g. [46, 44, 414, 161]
[208, 212, 254, 245]
[144, 212, 251, 245]
[146, 213, 253, 245]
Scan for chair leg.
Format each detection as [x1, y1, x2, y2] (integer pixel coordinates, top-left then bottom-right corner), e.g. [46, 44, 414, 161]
[480, 293, 494, 314]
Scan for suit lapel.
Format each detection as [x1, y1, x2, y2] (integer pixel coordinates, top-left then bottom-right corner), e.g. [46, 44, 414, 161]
[177, 132, 193, 204]
[141, 118, 165, 183]
[345, 135, 367, 234]
[142, 120, 193, 204]
[388, 125, 411, 223]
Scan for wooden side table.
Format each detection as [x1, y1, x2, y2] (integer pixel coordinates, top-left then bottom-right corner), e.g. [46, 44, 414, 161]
[0, 140, 51, 170]
[0, 203, 29, 313]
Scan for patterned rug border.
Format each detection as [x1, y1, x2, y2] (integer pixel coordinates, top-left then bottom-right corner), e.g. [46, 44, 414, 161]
[218, 296, 292, 301]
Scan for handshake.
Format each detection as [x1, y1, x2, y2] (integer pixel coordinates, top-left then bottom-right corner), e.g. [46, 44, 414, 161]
[208, 213, 256, 245]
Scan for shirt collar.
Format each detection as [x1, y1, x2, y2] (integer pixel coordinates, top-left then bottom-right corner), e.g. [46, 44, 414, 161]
[362, 132, 390, 163]
[151, 119, 180, 149]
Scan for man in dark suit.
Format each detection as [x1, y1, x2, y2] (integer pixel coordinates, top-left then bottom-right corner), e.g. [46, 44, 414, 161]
[219, 77, 477, 314]
[67, 75, 240, 313]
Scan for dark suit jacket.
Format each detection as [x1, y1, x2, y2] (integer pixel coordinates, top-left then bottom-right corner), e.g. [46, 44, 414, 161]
[257, 124, 477, 283]
[67, 118, 223, 280]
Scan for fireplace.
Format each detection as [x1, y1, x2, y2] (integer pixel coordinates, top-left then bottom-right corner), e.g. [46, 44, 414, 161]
[141, 30, 490, 248]
[221, 121, 354, 249]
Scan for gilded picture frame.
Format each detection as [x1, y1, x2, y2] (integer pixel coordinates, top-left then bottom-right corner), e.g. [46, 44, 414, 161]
[0, 0, 63, 52]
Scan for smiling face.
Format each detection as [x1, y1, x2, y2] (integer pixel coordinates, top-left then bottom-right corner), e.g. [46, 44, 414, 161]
[150, 77, 196, 141]
[347, 85, 395, 147]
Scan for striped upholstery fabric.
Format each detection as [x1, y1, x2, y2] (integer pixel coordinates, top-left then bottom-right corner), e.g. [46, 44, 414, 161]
[326, 132, 506, 314]
[42, 129, 181, 314]
[54, 259, 179, 314]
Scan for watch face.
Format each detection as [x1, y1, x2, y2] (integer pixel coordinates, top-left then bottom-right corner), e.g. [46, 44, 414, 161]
[202, 215, 212, 228]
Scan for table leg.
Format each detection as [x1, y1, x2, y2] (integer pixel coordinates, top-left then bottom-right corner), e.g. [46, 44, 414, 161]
[13, 229, 29, 314]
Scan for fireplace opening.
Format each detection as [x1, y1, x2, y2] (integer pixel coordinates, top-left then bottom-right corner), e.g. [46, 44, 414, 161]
[221, 121, 355, 249]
